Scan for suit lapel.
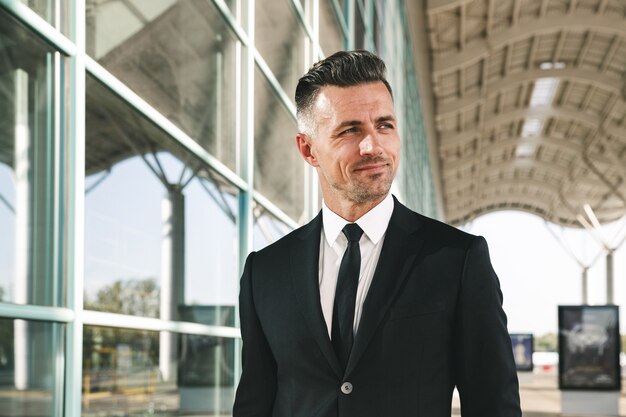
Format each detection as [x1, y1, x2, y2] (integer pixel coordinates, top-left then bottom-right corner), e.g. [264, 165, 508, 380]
[345, 199, 425, 376]
[290, 213, 343, 378]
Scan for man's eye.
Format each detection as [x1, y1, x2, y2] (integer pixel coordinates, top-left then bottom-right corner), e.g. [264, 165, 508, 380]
[339, 127, 357, 136]
[379, 123, 394, 130]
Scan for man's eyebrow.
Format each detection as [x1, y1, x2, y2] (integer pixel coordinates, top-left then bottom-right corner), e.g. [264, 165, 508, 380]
[376, 115, 396, 123]
[335, 120, 363, 130]
[334, 115, 396, 131]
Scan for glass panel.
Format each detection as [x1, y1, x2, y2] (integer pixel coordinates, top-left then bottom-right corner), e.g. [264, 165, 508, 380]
[82, 326, 236, 416]
[252, 203, 293, 251]
[0, 318, 64, 417]
[319, 0, 344, 57]
[255, 0, 307, 97]
[18, 0, 69, 34]
[84, 76, 239, 324]
[373, 1, 382, 54]
[253, 70, 305, 222]
[355, 3, 365, 50]
[0, 10, 64, 306]
[86, 0, 240, 170]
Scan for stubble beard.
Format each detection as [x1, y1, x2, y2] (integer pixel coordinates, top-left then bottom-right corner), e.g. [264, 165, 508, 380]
[332, 169, 394, 205]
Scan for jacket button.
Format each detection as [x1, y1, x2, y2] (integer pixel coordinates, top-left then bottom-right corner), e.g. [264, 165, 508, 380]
[340, 382, 353, 394]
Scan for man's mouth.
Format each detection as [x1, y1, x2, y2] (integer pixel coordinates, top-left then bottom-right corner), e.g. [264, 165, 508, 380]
[353, 160, 389, 173]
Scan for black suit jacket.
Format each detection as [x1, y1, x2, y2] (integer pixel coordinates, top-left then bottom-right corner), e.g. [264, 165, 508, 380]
[234, 198, 521, 417]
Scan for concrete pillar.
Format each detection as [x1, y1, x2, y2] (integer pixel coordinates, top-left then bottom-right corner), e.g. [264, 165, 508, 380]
[159, 186, 185, 382]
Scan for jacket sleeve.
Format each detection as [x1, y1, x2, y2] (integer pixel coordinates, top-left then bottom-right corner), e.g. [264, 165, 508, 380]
[233, 252, 277, 417]
[454, 236, 521, 417]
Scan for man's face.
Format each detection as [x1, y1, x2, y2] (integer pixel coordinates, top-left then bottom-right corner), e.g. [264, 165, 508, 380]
[297, 81, 400, 206]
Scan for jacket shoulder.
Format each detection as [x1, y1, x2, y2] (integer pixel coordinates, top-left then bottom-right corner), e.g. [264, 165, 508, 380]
[397, 202, 477, 250]
[253, 213, 321, 258]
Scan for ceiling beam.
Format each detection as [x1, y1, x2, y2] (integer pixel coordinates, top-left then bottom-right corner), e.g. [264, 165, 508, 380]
[575, 31, 593, 67]
[440, 134, 583, 160]
[436, 67, 624, 116]
[459, 2, 466, 50]
[527, 34, 538, 69]
[552, 30, 566, 62]
[426, 0, 474, 14]
[539, 0, 550, 17]
[439, 105, 617, 147]
[503, 43, 513, 76]
[443, 157, 573, 181]
[432, 15, 626, 74]
[486, 0, 494, 36]
[446, 176, 608, 201]
[600, 35, 621, 72]
[512, 0, 522, 26]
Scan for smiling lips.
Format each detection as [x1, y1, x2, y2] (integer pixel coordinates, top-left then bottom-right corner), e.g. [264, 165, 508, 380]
[353, 161, 390, 174]
[354, 164, 387, 172]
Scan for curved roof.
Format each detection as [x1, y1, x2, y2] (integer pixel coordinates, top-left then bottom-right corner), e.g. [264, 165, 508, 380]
[423, 0, 626, 227]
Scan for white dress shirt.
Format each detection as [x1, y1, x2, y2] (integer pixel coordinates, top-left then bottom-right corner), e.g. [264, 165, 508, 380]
[319, 193, 394, 337]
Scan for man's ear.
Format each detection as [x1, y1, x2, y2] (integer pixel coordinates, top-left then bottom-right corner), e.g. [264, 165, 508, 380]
[296, 133, 319, 167]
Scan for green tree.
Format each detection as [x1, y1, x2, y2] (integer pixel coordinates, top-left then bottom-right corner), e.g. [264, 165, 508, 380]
[83, 278, 160, 388]
[534, 333, 557, 352]
[84, 278, 159, 317]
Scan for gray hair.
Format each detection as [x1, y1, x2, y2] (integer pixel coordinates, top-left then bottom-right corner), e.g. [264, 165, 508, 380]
[295, 50, 393, 135]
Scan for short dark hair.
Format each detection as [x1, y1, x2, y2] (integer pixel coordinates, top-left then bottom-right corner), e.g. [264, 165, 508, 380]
[295, 50, 393, 134]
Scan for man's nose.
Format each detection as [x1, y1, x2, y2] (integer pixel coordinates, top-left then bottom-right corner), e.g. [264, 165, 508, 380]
[359, 133, 383, 156]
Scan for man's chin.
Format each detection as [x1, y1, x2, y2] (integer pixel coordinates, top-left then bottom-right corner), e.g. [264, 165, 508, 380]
[348, 184, 392, 204]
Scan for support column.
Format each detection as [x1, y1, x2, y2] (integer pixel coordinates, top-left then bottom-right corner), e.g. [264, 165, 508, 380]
[606, 250, 614, 305]
[159, 186, 185, 383]
[13, 60, 56, 390]
[14, 68, 30, 391]
[581, 267, 588, 304]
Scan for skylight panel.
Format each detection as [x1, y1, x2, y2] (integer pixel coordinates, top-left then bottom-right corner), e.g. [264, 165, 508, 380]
[539, 62, 566, 70]
[515, 142, 537, 158]
[521, 117, 543, 138]
[529, 78, 560, 107]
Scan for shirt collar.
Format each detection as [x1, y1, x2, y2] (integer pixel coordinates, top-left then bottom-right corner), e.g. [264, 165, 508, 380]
[322, 193, 394, 246]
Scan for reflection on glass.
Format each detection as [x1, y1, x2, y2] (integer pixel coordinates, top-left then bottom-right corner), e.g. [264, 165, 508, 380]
[0, 10, 64, 306]
[86, 0, 240, 170]
[82, 326, 235, 416]
[0, 318, 64, 417]
[319, 0, 344, 57]
[255, 0, 307, 96]
[253, 204, 293, 251]
[18, 0, 68, 33]
[355, 3, 365, 50]
[85, 76, 239, 324]
[254, 70, 305, 222]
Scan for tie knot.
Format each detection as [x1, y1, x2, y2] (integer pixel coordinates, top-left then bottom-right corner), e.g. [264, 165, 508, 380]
[342, 223, 363, 243]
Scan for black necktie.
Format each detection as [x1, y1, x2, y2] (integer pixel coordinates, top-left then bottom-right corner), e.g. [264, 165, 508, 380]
[331, 223, 364, 371]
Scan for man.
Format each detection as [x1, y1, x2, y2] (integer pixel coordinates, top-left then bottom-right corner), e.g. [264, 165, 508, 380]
[233, 50, 521, 417]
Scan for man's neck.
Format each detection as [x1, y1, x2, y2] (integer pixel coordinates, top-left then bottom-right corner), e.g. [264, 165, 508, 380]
[323, 194, 389, 222]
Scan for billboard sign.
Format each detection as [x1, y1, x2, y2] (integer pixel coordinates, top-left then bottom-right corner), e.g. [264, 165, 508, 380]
[558, 305, 621, 391]
[510, 333, 534, 371]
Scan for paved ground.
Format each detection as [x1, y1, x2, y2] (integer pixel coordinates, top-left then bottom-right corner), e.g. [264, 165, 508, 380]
[452, 371, 625, 417]
[2, 371, 622, 416]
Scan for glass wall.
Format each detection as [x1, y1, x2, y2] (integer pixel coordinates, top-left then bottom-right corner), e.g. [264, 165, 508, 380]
[82, 326, 235, 416]
[0, 318, 65, 416]
[0, 9, 65, 307]
[0, 0, 437, 416]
